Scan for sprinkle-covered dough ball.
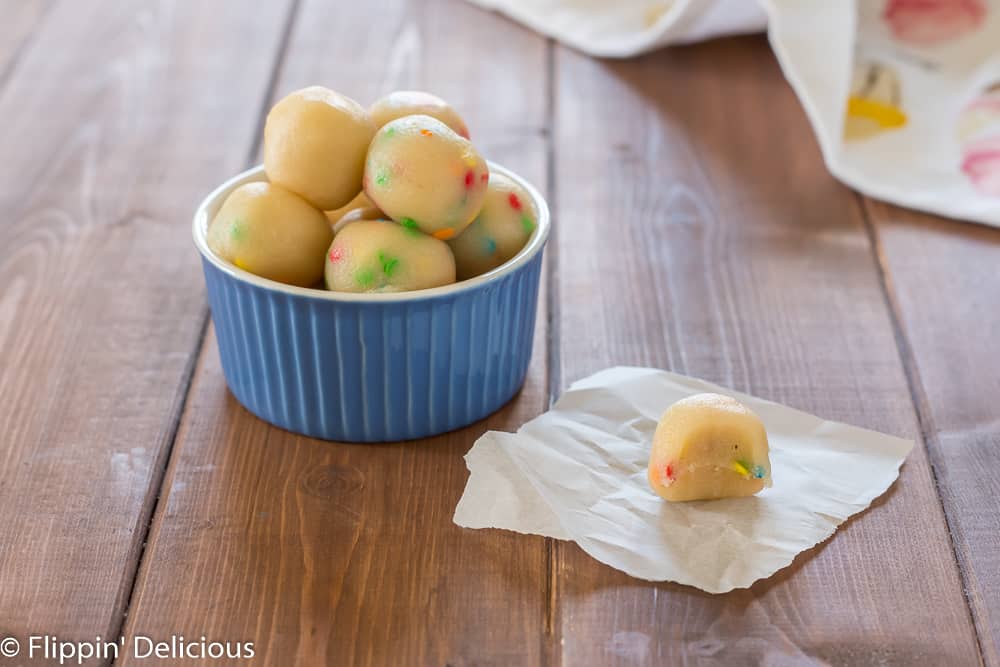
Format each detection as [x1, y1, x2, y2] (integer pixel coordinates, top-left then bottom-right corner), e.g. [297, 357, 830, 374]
[369, 90, 470, 138]
[207, 182, 333, 287]
[647, 393, 772, 502]
[325, 220, 456, 293]
[448, 172, 536, 279]
[364, 115, 488, 240]
[264, 86, 375, 210]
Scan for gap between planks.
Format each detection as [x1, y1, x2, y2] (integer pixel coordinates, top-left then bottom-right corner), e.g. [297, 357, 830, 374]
[105, 0, 304, 660]
[855, 191, 989, 665]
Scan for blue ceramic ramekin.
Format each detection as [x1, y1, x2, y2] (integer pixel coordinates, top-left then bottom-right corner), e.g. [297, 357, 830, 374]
[193, 164, 549, 442]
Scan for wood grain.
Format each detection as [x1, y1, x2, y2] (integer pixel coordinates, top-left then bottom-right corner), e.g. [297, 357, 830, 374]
[119, 0, 552, 664]
[551, 36, 982, 666]
[865, 199, 1000, 666]
[0, 0, 293, 648]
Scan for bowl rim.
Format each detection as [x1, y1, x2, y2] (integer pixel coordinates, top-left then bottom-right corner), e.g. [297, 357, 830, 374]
[192, 161, 550, 302]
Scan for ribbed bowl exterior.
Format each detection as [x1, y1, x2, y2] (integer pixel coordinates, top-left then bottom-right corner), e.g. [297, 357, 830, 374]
[202, 242, 543, 442]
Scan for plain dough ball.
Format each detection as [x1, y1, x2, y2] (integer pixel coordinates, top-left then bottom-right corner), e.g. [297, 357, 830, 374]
[325, 219, 456, 293]
[448, 172, 536, 279]
[369, 90, 470, 138]
[363, 115, 488, 239]
[325, 191, 373, 227]
[207, 182, 333, 287]
[647, 393, 772, 502]
[331, 205, 385, 235]
[264, 86, 375, 210]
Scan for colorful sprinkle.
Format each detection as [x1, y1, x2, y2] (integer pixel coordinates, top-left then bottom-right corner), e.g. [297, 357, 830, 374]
[420, 129, 433, 136]
[464, 170, 475, 188]
[375, 166, 390, 187]
[399, 217, 422, 237]
[751, 465, 767, 479]
[328, 246, 344, 262]
[230, 218, 246, 240]
[233, 257, 248, 270]
[508, 193, 522, 210]
[378, 251, 399, 277]
[520, 215, 535, 234]
[356, 268, 375, 288]
[433, 227, 456, 241]
[385, 126, 396, 137]
[662, 463, 675, 485]
[483, 237, 497, 255]
[480, 173, 488, 183]
[731, 460, 751, 477]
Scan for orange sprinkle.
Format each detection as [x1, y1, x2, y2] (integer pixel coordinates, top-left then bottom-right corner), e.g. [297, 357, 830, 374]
[432, 227, 456, 240]
[420, 129, 433, 136]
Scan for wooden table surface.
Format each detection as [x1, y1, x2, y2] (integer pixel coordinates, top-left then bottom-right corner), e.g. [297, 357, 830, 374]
[2, 1, 998, 665]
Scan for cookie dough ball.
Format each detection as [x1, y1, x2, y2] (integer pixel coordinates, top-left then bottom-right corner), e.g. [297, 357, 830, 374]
[448, 172, 537, 279]
[325, 220, 456, 293]
[325, 191, 374, 227]
[331, 205, 385, 235]
[647, 393, 772, 502]
[207, 182, 333, 287]
[264, 86, 376, 210]
[369, 90, 470, 138]
[364, 115, 488, 240]
[844, 62, 907, 141]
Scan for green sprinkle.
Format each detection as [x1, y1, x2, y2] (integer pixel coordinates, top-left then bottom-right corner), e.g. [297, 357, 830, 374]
[483, 237, 497, 255]
[400, 217, 422, 237]
[378, 251, 399, 277]
[385, 126, 396, 137]
[230, 218, 246, 240]
[520, 215, 535, 234]
[355, 268, 375, 288]
[375, 166, 390, 187]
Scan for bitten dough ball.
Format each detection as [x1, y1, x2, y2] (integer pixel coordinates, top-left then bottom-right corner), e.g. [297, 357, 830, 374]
[325, 220, 456, 293]
[364, 115, 488, 240]
[448, 172, 536, 279]
[207, 182, 333, 287]
[369, 90, 470, 138]
[264, 86, 376, 210]
[647, 393, 772, 502]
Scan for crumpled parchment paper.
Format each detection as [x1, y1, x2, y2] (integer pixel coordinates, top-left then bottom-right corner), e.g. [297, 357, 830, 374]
[454, 367, 913, 593]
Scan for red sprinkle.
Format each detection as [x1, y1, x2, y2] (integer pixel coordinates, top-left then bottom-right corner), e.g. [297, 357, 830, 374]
[508, 193, 522, 210]
[664, 463, 674, 480]
[480, 173, 488, 183]
[464, 170, 474, 187]
[329, 246, 344, 262]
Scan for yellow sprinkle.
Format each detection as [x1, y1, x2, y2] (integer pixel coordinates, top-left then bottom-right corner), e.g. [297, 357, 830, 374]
[234, 257, 248, 270]
[846, 96, 907, 129]
[731, 460, 750, 477]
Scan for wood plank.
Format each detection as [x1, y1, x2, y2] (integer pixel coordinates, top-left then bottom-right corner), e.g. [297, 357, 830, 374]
[119, 0, 552, 664]
[551, 35, 982, 665]
[0, 0, 293, 644]
[864, 200, 1000, 666]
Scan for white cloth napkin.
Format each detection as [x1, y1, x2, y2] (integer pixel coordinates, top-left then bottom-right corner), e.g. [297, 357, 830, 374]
[466, 0, 1000, 227]
[453, 367, 913, 593]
